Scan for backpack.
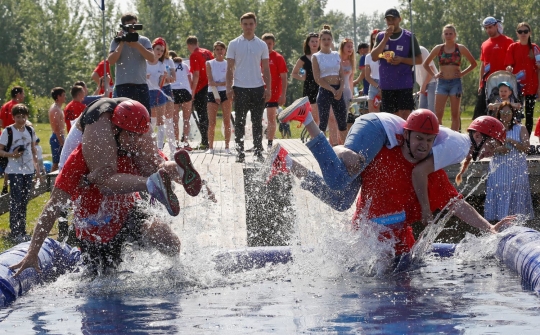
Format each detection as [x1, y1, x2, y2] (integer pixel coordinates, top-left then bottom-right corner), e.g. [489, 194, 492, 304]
[0, 125, 34, 170]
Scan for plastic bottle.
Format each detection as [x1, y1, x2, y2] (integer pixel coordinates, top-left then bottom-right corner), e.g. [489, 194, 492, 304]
[299, 68, 305, 76]
[534, 45, 540, 63]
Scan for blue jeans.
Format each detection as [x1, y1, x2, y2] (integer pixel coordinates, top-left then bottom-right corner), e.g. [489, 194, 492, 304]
[301, 113, 387, 211]
[419, 81, 436, 112]
[9, 173, 34, 235]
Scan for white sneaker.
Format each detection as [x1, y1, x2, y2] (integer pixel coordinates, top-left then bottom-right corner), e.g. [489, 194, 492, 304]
[225, 148, 233, 155]
[205, 148, 214, 155]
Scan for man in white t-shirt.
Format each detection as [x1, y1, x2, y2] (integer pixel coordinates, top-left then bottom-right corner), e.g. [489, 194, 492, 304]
[415, 46, 438, 113]
[226, 12, 271, 163]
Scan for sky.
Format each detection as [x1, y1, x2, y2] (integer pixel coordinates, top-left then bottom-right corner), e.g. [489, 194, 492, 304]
[325, 0, 401, 16]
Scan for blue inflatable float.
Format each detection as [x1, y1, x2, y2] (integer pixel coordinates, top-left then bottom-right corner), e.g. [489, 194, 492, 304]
[0, 238, 80, 307]
[496, 226, 540, 292]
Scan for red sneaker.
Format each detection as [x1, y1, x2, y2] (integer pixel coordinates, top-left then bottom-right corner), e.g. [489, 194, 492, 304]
[264, 144, 290, 183]
[278, 97, 311, 125]
[174, 149, 202, 196]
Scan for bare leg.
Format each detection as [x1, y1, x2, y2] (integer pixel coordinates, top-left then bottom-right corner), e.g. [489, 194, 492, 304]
[449, 95, 462, 131]
[266, 107, 277, 142]
[311, 103, 320, 125]
[181, 101, 192, 143]
[222, 99, 233, 148]
[434, 94, 448, 125]
[173, 103, 180, 143]
[207, 102, 218, 149]
[141, 219, 181, 256]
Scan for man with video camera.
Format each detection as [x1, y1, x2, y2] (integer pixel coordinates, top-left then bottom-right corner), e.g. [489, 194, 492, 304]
[108, 13, 154, 113]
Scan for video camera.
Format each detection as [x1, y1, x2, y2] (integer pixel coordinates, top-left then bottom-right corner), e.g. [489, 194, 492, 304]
[114, 23, 143, 43]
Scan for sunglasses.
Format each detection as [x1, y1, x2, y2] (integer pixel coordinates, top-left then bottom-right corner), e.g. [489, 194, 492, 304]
[517, 29, 530, 34]
[309, 33, 319, 37]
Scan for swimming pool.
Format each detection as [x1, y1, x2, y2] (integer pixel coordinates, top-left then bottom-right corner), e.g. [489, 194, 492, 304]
[1, 227, 540, 334]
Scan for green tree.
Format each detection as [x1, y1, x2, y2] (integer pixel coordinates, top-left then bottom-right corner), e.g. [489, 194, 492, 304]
[19, 0, 92, 96]
[83, 0, 121, 67]
[0, 64, 20, 105]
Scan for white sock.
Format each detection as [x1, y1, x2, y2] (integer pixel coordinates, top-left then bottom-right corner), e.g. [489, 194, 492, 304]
[165, 118, 176, 153]
[151, 117, 157, 130]
[157, 125, 165, 150]
[303, 112, 314, 126]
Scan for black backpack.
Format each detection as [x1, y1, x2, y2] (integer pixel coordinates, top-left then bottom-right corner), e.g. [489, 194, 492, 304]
[0, 125, 34, 170]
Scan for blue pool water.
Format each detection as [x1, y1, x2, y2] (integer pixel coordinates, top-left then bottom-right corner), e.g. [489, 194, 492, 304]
[1, 231, 540, 334]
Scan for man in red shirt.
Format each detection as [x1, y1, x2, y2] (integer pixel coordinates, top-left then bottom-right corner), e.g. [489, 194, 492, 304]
[0, 86, 24, 131]
[63, 85, 86, 132]
[262, 33, 288, 150]
[91, 60, 114, 97]
[473, 17, 514, 119]
[187, 36, 214, 150]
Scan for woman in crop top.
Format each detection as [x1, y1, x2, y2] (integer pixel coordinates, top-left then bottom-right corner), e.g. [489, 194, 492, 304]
[423, 24, 477, 131]
[312, 27, 348, 142]
[206, 41, 232, 155]
[292, 33, 321, 124]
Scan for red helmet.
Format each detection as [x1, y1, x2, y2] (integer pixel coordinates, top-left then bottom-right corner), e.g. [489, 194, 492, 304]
[403, 109, 439, 135]
[111, 100, 150, 134]
[467, 116, 506, 144]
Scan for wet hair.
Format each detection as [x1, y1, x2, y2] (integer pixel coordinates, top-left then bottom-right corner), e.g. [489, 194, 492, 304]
[10, 86, 23, 98]
[339, 38, 356, 75]
[169, 51, 182, 63]
[70, 85, 84, 99]
[494, 101, 517, 130]
[121, 13, 137, 25]
[11, 103, 29, 116]
[441, 24, 457, 42]
[517, 22, 534, 59]
[303, 33, 320, 55]
[262, 33, 275, 42]
[186, 36, 198, 46]
[240, 12, 257, 23]
[51, 87, 65, 101]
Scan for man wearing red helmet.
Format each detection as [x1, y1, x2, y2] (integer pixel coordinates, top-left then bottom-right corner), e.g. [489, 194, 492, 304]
[268, 106, 513, 256]
[11, 98, 207, 275]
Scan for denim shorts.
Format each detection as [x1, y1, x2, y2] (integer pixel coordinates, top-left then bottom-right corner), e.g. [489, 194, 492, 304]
[368, 79, 380, 100]
[149, 89, 168, 108]
[435, 78, 462, 96]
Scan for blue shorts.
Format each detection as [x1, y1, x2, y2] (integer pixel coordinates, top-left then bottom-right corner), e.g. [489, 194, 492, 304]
[367, 79, 380, 100]
[207, 90, 228, 104]
[436, 78, 462, 96]
[162, 85, 173, 99]
[149, 89, 168, 108]
[50, 133, 62, 164]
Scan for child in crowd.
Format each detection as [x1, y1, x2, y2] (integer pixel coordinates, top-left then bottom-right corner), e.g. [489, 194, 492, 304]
[487, 82, 521, 114]
[0, 104, 41, 242]
[35, 137, 45, 175]
[63, 85, 86, 133]
[485, 102, 533, 220]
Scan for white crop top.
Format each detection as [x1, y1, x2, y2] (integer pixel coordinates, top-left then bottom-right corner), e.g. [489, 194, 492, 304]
[313, 51, 341, 77]
[207, 59, 227, 92]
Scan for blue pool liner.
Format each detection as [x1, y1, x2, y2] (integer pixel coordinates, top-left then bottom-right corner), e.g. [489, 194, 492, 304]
[496, 226, 540, 292]
[0, 238, 80, 307]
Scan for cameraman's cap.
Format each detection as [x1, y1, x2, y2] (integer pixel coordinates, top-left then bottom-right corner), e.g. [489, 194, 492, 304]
[482, 17, 499, 27]
[385, 9, 400, 18]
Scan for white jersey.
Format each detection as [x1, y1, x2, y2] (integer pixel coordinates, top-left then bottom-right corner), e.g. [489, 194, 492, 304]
[146, 61, 166, 90]
[59, 118, 83, 170]
[374, 113, 469, 170]
[170, 61, 192, 93]
[0, 125, 35, 174]
[207, 59, 227, 92]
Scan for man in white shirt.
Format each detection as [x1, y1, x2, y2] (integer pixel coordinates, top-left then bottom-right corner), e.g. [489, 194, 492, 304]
[226, 12, 271, 163]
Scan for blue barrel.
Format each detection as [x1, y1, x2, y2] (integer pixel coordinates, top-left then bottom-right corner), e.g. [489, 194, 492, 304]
[496, 226, 540, 292]
[0, 238, 80, 306]
[43, 161, 52, 173]
[214, 244, 456, 274]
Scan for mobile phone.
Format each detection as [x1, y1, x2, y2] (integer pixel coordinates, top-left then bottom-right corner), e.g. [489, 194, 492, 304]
[14, 145, 25, 153]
